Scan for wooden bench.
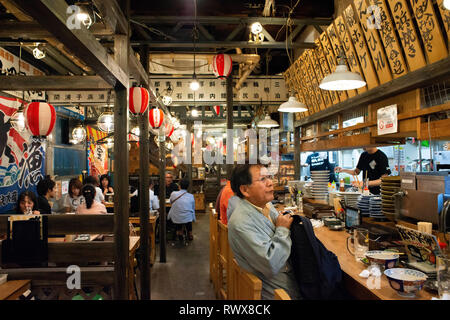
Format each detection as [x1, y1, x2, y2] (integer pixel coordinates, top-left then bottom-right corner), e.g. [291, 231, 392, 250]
[0, 214, 116, 300]
[209, 208, 219, 296]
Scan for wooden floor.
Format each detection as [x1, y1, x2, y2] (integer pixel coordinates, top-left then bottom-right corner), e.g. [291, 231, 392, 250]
[149, 211, 216, 300]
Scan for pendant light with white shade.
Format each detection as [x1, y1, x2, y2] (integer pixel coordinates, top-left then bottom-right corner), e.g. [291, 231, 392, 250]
[278, 92, 308, 113]
[257, 101, 279, 128]
[319, 47, 366, 91]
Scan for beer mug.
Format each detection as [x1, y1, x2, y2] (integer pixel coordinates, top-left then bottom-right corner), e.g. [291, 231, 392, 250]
[347, 228, 369, 262]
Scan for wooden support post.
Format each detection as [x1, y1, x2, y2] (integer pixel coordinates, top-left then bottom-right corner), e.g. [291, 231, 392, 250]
[138, 45, 150, 300]
[186, 120, 193, 193]
[113, 85, 129, 300]
[294, 126, 301, 180]
[226, 76, 234, 180]
[159, 135, 167, 263]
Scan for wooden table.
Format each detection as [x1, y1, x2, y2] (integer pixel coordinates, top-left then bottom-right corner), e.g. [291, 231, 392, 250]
[129, 216, 157, 265]
[314, 226, 436, 300]
[0, 280, 31, 300]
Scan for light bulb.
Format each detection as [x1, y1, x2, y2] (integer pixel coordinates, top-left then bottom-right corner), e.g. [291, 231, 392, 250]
[251, 22, 263, 35]
[72, 125, 86, 142]
[444, 0, 450, 10]
[191, 109, 199, 117]
[106, 138, 114, 149]
[131, 126, 140, 137]
[162, 95, 172, 106]
[190, 80, 200, 91]
[33, 46, 45, 59]
[97, 111, 114, 133]
[10, 111, 25, 132]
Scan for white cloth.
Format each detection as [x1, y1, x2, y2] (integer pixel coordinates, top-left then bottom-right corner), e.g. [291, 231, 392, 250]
[149, 189, 159, 211]
[95, 187, 105, 203]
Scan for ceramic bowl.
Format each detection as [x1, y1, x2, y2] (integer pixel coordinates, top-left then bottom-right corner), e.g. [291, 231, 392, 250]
[384, 268, 427, 297]
[365, 250, 399, 269]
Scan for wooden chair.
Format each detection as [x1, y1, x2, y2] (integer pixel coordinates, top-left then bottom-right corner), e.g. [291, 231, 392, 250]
[0, 214, 116, 300]
[232, 259, 262, 300]
[209, 208, 219, 295]
[274, 288, 292, 300]
[217, 220, 230, 300]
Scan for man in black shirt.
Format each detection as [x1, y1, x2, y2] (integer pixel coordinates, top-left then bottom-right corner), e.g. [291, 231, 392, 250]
[36, 176, 56, 214]
[335, 147, 391, 194]
[154, 172, 180, 199]
[304, 152, 336, 182]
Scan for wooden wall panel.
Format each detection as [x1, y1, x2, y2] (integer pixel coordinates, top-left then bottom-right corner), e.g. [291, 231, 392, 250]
[335, 15, 368, 93]
[354, 0, 393, 84]
[294, 59, 316, 114]
[299, 53, 320, 113]
[343, 5, 380, 90]
[326, 23, 356, 98]
[437, 0, 450, 44]
[387, 0, 427, 71]
[304, 51, 327, 111]
[309, 49, 332, 108]
[408, 0, 448, 64]
[314, 38, 340, 105]
[368, 0, 408, 78]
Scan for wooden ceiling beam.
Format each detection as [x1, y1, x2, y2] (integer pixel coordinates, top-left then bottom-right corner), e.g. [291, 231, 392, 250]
[14, 0, 128, 87]
[0, 75, 112, 90]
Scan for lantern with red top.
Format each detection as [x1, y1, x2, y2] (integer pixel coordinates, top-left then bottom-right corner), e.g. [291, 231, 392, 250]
[129, 86, 150, 114]
[212, 53, 232, 79]
[148, 107, 164, 129]
[24, 101, 56, 138]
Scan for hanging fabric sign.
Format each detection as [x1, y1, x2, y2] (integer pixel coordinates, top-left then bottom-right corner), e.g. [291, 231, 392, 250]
[377, 104, 398, 135]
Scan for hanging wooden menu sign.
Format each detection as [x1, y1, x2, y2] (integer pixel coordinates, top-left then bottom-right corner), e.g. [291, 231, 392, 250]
[387, 0, 427, 71]
[335, 15, 368, 93]
[308, 49, 332, 108]
[326, 23, 356, 98]
[299, 53, 320, 113]
[368, 0, 408, 78]
[354, 0, 393, 84]
[437, 0, 450, 43]
[319, 31, 348, 102]
[295, 59, 316, 113]
[408, 0, 448, 64]
[314, 38, 340, 105]
[343, 5, 380, 90]
[304, 51, 326, 111]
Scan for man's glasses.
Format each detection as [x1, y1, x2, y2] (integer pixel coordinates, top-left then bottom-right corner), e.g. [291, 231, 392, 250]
[252, 175, 273, 184]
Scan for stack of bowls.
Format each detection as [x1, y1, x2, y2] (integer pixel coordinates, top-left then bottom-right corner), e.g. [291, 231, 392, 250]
[369, 196, 385, 219]
[357, 194, 373, 216]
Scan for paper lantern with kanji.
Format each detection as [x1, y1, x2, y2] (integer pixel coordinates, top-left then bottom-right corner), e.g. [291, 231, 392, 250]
[212, 54, 232, 79]
[164, 121, 174, 138]
[149, 108, 164, 129]
[24, 102, 56, 137]
[213, 105, 221, 116]
[129, 87, 149, 114]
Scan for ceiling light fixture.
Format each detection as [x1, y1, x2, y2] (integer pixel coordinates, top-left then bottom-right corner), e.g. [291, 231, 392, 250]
[190, 74, 200, 91]
[250, 22, 263, 35]
[32, 43, 45, 59]
[278, 94, 308, 113]
[444, 0, 450, 9]
[319, 47, 366, 91]
[71, 124, 86, 143]
[257, 115, 279, 128]
[191, 108, 199, 117]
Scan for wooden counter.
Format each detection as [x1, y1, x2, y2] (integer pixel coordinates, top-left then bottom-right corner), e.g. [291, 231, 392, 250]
[0, 280, 30, 300]
[314, 226, 436, 300]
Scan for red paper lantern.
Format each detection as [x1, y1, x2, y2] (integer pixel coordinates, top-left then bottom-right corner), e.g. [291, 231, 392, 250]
[212, 54, 232, 79]
[24, 101, 56, 137]
[149, 108, 164, 129]
[129, 87, 149, 114]
[213, 105, 221, 116]
[164, 121, 174, 138]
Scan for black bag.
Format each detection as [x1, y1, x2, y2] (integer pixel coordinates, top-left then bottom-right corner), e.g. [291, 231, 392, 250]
[289, 215, 348, 300]
[1, 216, 48, 267]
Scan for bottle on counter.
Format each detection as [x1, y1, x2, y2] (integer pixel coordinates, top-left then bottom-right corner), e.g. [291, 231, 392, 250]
[296, 191, 303, 212]
[331, 181, 336, 192]
[339, 178, 345, 192]
[327, 182, 332, 193]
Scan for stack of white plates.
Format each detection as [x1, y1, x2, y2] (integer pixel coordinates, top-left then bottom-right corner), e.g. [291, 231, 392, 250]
[335, 191, 362, 208]
[310, 170, 329, 201]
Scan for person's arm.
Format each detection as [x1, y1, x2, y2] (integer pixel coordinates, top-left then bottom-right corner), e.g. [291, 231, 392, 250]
[229, 215, 293, 278]
[335, 167, 360, 175]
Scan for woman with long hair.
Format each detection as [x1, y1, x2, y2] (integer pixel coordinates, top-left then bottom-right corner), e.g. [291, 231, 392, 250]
[76, 184, 107, 214]
[100, 174, 114, 196]
[16, 190, 40, 215]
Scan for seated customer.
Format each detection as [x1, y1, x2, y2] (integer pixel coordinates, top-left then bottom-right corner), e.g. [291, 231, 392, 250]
[36, 176, 56, 214]
[16, 191, 40, 215]
[84, 175, 105, 203]
[100, 174, 114, 196]
[219, 180, 234, 225]
[228, 164, 300, 300]
[63, 178, 85, 213]
[167, 179, 195, 241]
[76, 184, 107, 214]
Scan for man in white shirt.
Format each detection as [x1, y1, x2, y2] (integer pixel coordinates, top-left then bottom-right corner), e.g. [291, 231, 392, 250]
[149, 181, 160, 211]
